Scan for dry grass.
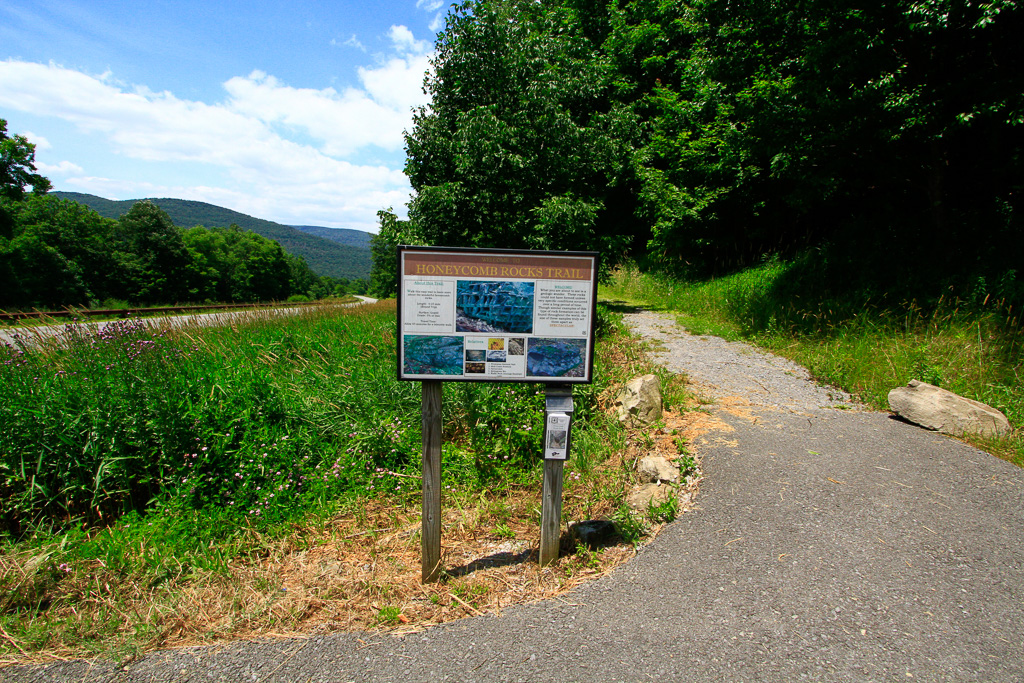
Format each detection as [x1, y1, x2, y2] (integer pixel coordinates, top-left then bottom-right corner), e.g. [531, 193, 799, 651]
[0, 401, 715, 668]
[1, 474, 634, 664]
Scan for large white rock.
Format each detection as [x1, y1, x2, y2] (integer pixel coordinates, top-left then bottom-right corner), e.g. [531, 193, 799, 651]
[614, 374, 663, 425]
[888, 380, 1011, 438]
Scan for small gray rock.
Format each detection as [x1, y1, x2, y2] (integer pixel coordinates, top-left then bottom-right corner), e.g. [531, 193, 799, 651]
[888, 379, 1011, 438]
[637, 455, 679, 484]
[626, 483, 672, 511]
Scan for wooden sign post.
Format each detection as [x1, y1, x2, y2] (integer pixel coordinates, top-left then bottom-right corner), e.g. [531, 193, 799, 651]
[396, 247, 598, 581]
[540, 384, 573, 566]
[420, 380, 443, 582]
[540, 459, 564, 567]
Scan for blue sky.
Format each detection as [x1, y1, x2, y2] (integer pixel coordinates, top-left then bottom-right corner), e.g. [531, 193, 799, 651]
[0, 1, 448, 232]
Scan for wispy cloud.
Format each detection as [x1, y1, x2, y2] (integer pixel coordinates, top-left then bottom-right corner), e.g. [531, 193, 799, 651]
[332, 34, 365, 51]
[22, 131, 51, 150]
[36, 160, 84, 175]
[416, 0, 446, 33]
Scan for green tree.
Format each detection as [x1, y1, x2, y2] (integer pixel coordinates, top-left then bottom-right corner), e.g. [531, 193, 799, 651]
[3, 195, 121, 308]
[597, 0, 1023, 287]
[404, 0, 639, 260]
[0, 119, 50, 205]
[1, 119, 52, 290]
[183, 224, 295, 303]
[368, 208, 414, 299]
[182, 225, 230, 302]
[114, 201, 191, 304]
[287, 253, 318, 298]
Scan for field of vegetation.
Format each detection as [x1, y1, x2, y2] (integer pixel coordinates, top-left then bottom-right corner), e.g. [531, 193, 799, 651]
[0, 301, 687, 663]
[603, 262, 1023, 467]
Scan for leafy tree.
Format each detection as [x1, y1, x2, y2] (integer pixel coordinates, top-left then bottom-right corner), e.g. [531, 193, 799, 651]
[1, 118, 51, 244]
[1, 195, 120, 308]
[609, 0, 1024, 284]
[183, 224, 295, 303]
[404, 0, 640, 261]
[369, 208, 416, 299]
[398, 0, 1022, 300]
[348, 278, 369, 296]
[182, 225, 230, 302]
[287, 253, 319, 298]
[0, 119, 50, 203]
[113, 201, 191, 304]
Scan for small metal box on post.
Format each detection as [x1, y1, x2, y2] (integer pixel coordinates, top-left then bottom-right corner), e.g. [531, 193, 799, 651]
[540, 383, 573, 566]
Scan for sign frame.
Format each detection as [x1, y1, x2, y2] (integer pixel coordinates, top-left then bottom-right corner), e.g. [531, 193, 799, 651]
[396, 246, 599, 385]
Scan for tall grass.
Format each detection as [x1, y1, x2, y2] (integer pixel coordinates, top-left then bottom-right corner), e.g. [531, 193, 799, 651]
[603, 261, 1023, 466]
[1, 302, 601, 537]
[0, 300, 671, 660]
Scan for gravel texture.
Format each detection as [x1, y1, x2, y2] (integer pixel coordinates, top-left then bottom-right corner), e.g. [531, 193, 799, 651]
[623, 310, 858, 413]
[5, 310, 1024, 683]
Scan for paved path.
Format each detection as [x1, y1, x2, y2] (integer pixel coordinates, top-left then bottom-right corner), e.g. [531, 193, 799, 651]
[0, 300, 372, 348]
[6, 310, 1024, 682]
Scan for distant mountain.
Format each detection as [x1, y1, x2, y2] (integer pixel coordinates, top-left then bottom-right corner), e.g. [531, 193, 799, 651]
[52, 192, 372, 280]
[291, 225, 374, 250]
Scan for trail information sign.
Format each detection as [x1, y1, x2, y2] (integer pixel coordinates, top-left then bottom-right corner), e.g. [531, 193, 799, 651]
[397, 246, 598, 384]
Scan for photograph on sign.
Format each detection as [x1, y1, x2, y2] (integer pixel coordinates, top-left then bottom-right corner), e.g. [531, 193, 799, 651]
[397, 247, 598, 383]
[402, 335, 464, 376]
[456, 281, 535, 333]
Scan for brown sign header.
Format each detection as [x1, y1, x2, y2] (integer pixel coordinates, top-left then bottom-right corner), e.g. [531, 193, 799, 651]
[403, 251, 593, 281]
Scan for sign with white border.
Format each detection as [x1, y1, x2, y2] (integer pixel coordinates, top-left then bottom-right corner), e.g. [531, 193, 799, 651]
[397, 246, 598, 384]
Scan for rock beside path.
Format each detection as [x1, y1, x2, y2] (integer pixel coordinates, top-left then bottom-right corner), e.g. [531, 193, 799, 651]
[637, 455, 679, 484]
[626, 483, 673, 510]
[614, 374, 663, 425]
[888, 379, 1011, 438]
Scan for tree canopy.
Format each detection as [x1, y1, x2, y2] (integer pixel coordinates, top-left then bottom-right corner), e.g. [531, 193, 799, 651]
[383, 0, 1022, 303]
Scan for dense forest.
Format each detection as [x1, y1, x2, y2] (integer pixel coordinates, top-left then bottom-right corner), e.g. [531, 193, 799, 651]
[0, 122, 364, 309]
[372, 0, 1022, 309]
[53, 192, 372, 281]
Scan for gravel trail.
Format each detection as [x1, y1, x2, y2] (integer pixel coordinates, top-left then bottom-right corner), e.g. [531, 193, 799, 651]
[622, 310, 858, 413]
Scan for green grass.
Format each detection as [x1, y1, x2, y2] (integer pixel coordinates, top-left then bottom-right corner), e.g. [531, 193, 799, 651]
[0, 300, 659, 660]
[602, 261, 1024, 466]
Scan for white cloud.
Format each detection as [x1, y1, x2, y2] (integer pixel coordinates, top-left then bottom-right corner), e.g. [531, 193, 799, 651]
[416, 0, 447, 33]
[0, 31, 434, 232]
[36, 160, 84, 175]
[23, 131, 51, 150]
[388, 24, 432, 55]
[358, 53, 432, 112]
[223, 27, 431, 154]
[223, 69, 419, 156]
